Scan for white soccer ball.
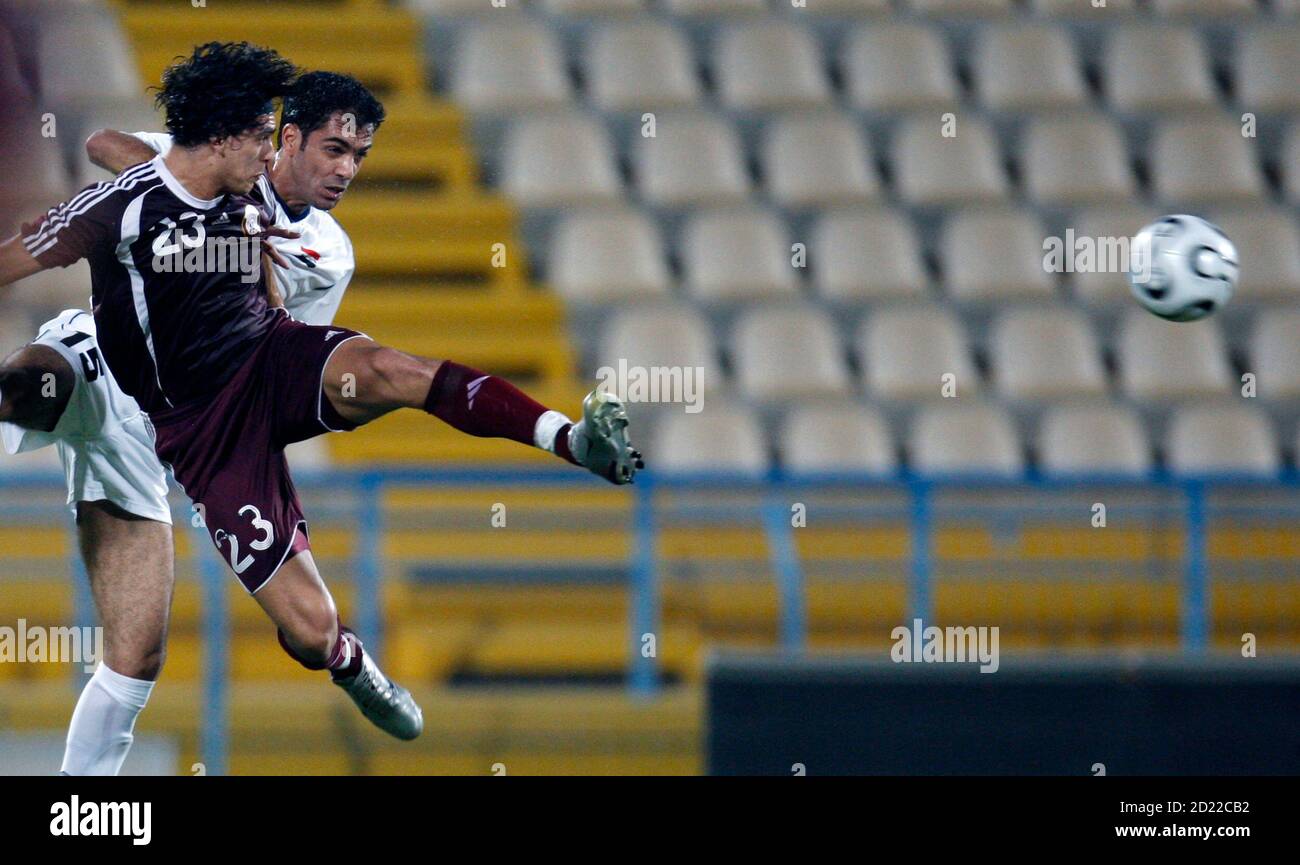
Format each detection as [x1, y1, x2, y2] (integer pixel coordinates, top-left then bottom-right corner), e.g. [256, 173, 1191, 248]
[1127, 215, 1238, 322]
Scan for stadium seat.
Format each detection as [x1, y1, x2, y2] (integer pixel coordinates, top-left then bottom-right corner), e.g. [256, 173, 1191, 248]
[67, 97, 165, 188]
[840, 23, 958, 113]
[452, 22, 571, 112]
[796, 0, 891, 13]
[892, 115, 1008, 205]
[1149, 116, 1266, 203]
[662, 0, 767, 15]
[501, 112, 622, 207]
[1116, 310, 1233, 401]
[906, 0, 1015, 16]
[285, 439, 332, 471]
[1235, 27, 1300, 113]
[1066, 206, 1162, 307]
[973, 24, 1088, 112]
[859, 305, 979, 400]
[1151, 0, 1257, 16]
[651, 402, 769, 475]
[941, 209, 1057, 302]
[681, 207, 800, 302]
[548, 208, 671, 303]
[5, 128, 71, 201]
[542, 0, 648, 14]
[779, 404, 897, 474]
[714, 22, 832, 111]
[1031, 0, 1138, 14]
[1208, 209, 1300, 302]
[596, 303, 719, 374]
[990, 307, 1108, 401]
[406, 0, 528, 13]
[909, 402, 1024, 476]
[2, 260, 93, 323]
[632, 110, 751, 207]
[811, 208, 928, 302]
[584, 21, 701, 112]
[1165, 404, 1280, 476]
[1249, 310, 1300, 401]
[36, 7, 139, 110]
[1283, 123, 1300, 204]
[1021, 114, 1136, 205]
[760, 112, 879, 208]
[1037, 403, 1153, 476]
[1103, 26, 1217, 113]
[731, 305, 854, 401]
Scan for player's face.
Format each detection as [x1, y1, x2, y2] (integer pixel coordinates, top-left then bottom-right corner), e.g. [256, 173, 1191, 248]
[285, 112, 373, 210]
[220, 114, 278, 194]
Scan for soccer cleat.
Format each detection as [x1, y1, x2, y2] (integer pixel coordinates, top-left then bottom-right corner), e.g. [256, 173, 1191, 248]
[333, 652, 424, 740]
[567, 389, 645, 485]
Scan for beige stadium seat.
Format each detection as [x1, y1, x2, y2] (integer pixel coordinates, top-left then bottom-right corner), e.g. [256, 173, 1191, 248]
[37, 8, 139, 110]
[973, 25, 1088, 112]
[1031, 0, 1139, 15]
[3, 260, 93, 320]
[0, 304, 36, 359]
[909, 403, 1024, 476]
[596, 303, 719, 375]
[1250, 310, 1300, 400]
[681, 208, 800, 301]
[585, 21, 701, 111]
[859, 305, 979, 400]
[1116, 309, 1232, 401]
[1021, 114, 1135, 205]
[633, 110, 751, 207]
[991, 307, 1108, 401]
[715, 22, 831, 111]
[1286, 124, 1300, 204]
[780, 404, 897, 474]
[501, 112, 621, 207]
[1235, 27, 1300, 113]
[405, 0, 529, 13]
[1065, 206, 1162, 307]
[841, 23, 958, 113]
[761, 112, 879, 208]
[799, 0, 891, 12]
[1166, 404, 1280, 476]
[1151, 0, 1256, 15]
[542, 0, 647, 14]
[6, 131, 72, 201]
[1208, 209, 1300, 302]
[651, 402, 769, 476]
[548, 208, 670, 303]
[892, 115, 1008, 205]
[662, 0, 767, 15]
[69, 97, 165, 188]
[907, 0, 1015, 15]
[811, 208, 928, 301]
[941, 209, 1056, 302]
[1104, 26, 1216, 113]
[1038, 403, 1153, 476]
[285, 439, 332, 471]
[452, 23, 571, 112]
[731, 305, 853, 401]
[1150, 117, 1266, 204]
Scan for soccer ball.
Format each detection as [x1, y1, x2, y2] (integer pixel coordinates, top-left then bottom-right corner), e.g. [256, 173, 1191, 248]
[1127, 215, 1238, 322]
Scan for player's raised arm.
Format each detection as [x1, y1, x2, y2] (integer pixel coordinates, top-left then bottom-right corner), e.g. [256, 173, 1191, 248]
[85, 129, 164, 175]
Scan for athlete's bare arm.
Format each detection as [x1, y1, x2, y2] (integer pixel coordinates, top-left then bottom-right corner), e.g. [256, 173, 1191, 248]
[0, 343, 74, 431]
[85, 129, 158, 175]
[0, 234, 45, 287]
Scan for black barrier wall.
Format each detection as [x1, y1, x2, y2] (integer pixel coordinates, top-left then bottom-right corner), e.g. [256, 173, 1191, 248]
[707, 653, 1300, 775]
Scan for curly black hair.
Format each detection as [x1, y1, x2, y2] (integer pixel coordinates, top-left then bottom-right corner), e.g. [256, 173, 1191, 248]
[279, 71, 385, 146]
[153, 42, 299, 147]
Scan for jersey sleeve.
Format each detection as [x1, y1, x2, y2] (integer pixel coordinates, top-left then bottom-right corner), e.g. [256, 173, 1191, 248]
[19, 184, 122, 268]
[130, 131, 173, 157]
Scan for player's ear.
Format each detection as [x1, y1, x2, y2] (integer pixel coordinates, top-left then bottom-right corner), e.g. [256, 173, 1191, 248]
[281, 123, 301, 154]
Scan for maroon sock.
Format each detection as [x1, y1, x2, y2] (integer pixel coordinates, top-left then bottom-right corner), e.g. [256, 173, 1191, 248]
[277, 616, 364, 679]
[424, 360, 577, 463]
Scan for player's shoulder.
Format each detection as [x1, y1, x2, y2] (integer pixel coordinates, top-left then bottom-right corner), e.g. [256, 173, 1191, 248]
[34, 309, 96, 344]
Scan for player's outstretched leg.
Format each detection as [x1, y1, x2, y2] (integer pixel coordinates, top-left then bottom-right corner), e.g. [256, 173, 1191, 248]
[321, 340, 644, 484]
[255, 550, 423, 740]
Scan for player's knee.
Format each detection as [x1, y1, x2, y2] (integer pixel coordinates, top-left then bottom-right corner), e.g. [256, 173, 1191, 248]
[108, 640, 166, 682]
[278, 604, 339, 668]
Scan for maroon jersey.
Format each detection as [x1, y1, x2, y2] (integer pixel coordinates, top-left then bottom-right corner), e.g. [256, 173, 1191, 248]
[19, 156, 278, 412]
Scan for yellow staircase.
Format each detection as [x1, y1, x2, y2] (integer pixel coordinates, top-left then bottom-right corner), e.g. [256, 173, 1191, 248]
[110, 0, 584, 465]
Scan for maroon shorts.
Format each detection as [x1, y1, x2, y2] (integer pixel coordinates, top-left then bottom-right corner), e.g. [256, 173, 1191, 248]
[150, 311, 368, 593]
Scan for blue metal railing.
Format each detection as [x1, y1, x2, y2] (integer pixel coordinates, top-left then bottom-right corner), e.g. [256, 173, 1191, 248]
[2, 465, 1298, 773]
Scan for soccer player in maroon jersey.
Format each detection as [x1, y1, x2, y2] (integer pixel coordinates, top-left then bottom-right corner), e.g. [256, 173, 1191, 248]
[0, 42, 642, 743]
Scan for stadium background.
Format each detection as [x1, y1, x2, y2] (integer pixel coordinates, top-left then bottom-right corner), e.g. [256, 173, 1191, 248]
[0, 0, 1298, 775]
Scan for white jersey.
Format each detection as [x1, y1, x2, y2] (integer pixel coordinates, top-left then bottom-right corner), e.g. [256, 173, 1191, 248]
[0, 310, 172, 524]
[131, 132, 355, 326]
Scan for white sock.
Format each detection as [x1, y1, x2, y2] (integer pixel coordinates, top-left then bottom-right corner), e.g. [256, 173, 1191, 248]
[60, 663, 155, 776]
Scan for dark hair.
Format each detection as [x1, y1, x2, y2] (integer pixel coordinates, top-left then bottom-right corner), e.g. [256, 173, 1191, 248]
[153, 42, 298, 147]
[0, 352, 74, 431]
[279, 71, 385, 147]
